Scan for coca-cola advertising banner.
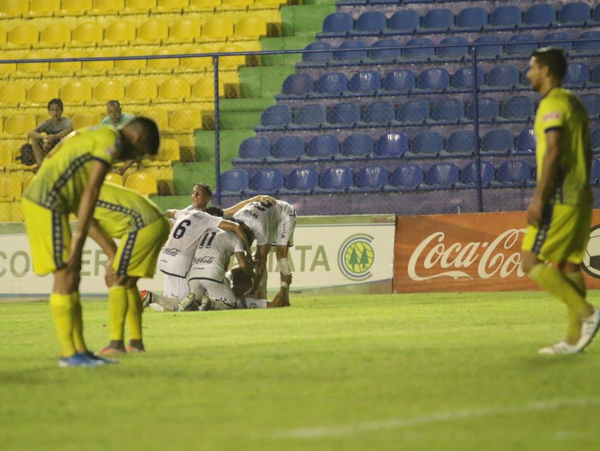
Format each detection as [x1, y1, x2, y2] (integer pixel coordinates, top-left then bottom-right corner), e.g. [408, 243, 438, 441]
[394, 211, 600, 293]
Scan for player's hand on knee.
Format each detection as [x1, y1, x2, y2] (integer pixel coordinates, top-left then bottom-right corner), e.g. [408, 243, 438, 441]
[281, 273, 292, 284]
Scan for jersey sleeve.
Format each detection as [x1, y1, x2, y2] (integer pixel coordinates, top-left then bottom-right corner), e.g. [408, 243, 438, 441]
[90, 126, 120, 165]
[232, 234, 245, 253]
[538, 97, 566, 132]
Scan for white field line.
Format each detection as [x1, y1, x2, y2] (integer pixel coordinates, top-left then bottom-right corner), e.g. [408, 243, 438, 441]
[278, 398, 600, 440]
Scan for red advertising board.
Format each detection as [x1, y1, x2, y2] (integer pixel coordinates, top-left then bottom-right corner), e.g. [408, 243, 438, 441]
[394, 211, 600, 293]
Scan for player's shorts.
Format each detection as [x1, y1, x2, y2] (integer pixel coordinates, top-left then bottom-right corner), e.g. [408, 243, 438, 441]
[522, 203, 592, 264]
[22, 198, 71, 276]
[112, 216, 170, 278]
[244, 297, 268, 309]
[269, 205, 297, 247]
[163, 274, 188, 300]
[188, 277, 237, 309]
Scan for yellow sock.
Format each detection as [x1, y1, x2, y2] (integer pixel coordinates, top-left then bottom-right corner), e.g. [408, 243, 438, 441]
[564, 271, 586, 296]
[564, 271, 586, 343]
[49, 293, 76, 357]
[71, 292, 87, 353]
[108, 286, 128, 341]
[126, 288, 143, 341]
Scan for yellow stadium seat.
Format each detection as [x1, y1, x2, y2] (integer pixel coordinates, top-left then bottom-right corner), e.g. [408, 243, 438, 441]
[217, 45, 246, 69]
[61, 80, 93, 106]
[142, 137, 180, 167]
[67, 22, 103, 48]
[91, 79, 125, 106]
[187, 0, 221, 11]
[169, 108, 202, 131]
[0, 145, 12, 168]
[60, 0, 93, 16]
[46, 50, 83, 77]
[167, 18, 202, 44]
[123, 0, 156, 14]
[4, 24, 38, 49]
[156, 0, 189, 13]
[104, 20, 136, 47]
[0, 0, 28, 18]
[145, 48, 180, 74]
[105, 172, 124, 185]
[4, 113, 35, 137]
[191, 75, 223, 100]
[137, 19, 169, 45]
[89, 0, 125, 15]
[0, 120, 4, 135]
[175, 45, 212, 74]
[234, 16, 267, 39]
[24, 81, 60, 108]
[114, 48, 147, 74]
[0, 55, 15, 79]
[0, 83, 26, 108]
[156, 77, 190, 104]
[0, 25, 6, 46]
[0, 174, 22, 201]
[72, 111, 102, 129]
[13, 52, 48, 79]
[221, 0, 253, 11]
[27, 0, 61, 17]
[249, 0, 285, 9]
[36, 23, 71, 49]
[138, 108, 169, 130]
[200, 17, 234, 42]
[81, 49, 116, 75]
[126, 79, 157, 105]
[124, 171, 157, 196]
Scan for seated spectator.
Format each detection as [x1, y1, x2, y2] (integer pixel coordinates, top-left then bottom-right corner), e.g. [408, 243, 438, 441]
[28, 98, 73, 166]
[101, 100, 134, 127]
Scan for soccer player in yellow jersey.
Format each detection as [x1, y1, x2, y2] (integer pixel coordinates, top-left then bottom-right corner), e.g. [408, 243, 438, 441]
[21, 118, 160, 367]
[521, 47, 600, 355]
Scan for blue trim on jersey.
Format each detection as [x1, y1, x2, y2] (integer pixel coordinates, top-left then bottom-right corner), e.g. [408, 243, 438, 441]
[544, 126, 563, 132]
[96, 199, 145, 230]
[117, 231, 137, 276]
[42, 153, 94, 209]
[52, 210, 64, 269]
[532, 204, 554, 254]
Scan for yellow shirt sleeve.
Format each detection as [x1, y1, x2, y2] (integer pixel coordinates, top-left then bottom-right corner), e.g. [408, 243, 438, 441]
[537, 97, 566, 131]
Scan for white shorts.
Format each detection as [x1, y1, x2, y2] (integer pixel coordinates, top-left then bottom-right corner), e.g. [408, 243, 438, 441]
[163, 274, 188, 300]
[270, 204, 296, 246]
[190, 278, 237, 309]
[244, 297, 268, 309]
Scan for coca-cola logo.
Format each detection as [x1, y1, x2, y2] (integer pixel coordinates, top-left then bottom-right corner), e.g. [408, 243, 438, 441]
[408, 229, 527, 281]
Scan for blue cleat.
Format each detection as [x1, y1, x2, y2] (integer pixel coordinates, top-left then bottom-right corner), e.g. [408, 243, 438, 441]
[85, 351, 119, 365]
[58, 352, 103, 368]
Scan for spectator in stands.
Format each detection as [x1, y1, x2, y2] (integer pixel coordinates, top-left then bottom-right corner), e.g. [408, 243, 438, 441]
[28, 98, 73, 167]
[101, 100, 134, 127]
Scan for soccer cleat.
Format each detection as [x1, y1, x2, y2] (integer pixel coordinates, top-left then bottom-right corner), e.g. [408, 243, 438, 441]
[98, 346, 126, 356]
[538, 341, 581, 355]
[199, 295, 213, 311]
[577, 307, 600, 351]
[149, 303, 166, 312]
[177, 293, 199, 312]
[141, 290, 153, 309]
[125, 345, 145, 354]
[85, 351, 118, 364]
[58, 352, 103, 368]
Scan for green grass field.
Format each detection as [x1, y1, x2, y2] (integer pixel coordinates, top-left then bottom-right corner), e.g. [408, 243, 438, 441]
[2, 292, 600, 451]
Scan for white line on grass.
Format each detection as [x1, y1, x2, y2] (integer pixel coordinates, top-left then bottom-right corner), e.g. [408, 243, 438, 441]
[278, 398, 600, 439]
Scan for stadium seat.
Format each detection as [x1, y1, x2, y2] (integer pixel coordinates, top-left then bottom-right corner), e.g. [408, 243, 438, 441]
[125, 171, 158, 196]
[374, 132, 409, 157]
[167, 18, 202, 44]
[422, 9, 454, 31]
[451, 67, 485, 90]
[314, 72, 348, 96]
[315, 166, 353, 193]
[0, 0, 28, 18]
[461, 161, 495, 186]
[386, 10, 420, 34]
[348, 71, 381, 94]
[0, 174, 22, 201]
[239, 136, 270, 160]
[81, 49, 115, 75]
[564, 62, 590, 87]
[417, 68, 450, 91]
[283, 168, 318, 194]
[590, 159, 600, 184]
[176, 46, 212, 73]
[0, 145, 11, 167]
[126, 79, 158, 105]
[235, 16, 267, 39]
[5, 24, 38, 49]
[558, 2, 591, 25]
[91, 79, 125, 106]
[46, 50, 83, 76]
[386, 164, 423, 190]
[293, 104, 326, 126]
[335, 40, 368, 61]
[496, 160, 532, 186]
[481, 129, 514, 154]
[328, 102, 360, 126]
[353, 11, 387, 35]
[89, 0, 125, 15]
[248, 169, 284, 193]
[156, 0, 188, 13]
[306, 134, 339, 159]
[169, 108, 202, 131]
[340, 134, 373, 158]
[14, 52, 49, 78]
[123, 0, 156, 14]
[454, 7, 488, 31]
[201, 17, 234, 41]
[157, 77, 190, 103]
[581, 93, 600, 118]
[574, 31, 600, 52]
[4, 113, 36, 136]
[72, 111, 102, 130]
[0, 83, 25, 107]
[489, 5, 522, 28]
[363, 101, 395, 124]
[486, 65, 520, 89]
[523, 4, 557, 28]
[403, 38, 435, 57]
[474, 35, 504, 57]
[217, 44, 246, 70]
[138, 19, 169, 45]
[281, 74, 313, 98]
[383, 69, 416, 92]
[593, 64, 600, 86]
[260, 105, 291, 127]
[431, 98, 464, 123]
[436, 37, 469, 57]
[591, 127, 600, 152]
[272, 136, 304, 160]
[353, 165, 388, 192]
[37, 23, 71, 49]
[68, 22, 103, 47]
[25, 81, 59, 108]
[60, 80, 93, 106]
[445, 130, 476, 155]
[105, 20, 136, 46]
[188, 0, 221, 11]
[466, 98, 500, 122]
[411, 131, 444, 156]
[105, 173, 124, 185]
[542, 32, 573, 51]
[191, 75, 224, 100]
[302, 42, 334, 62]
[221, 0, 253, 10]
[151, 138, 180, 165]
[397, 99, 429, 123]
[321, 12, 354, 36]
[501, 96, 535, 121]
[141, 108, 169, 130]
[61, 0, 92, 15]
[425, 163, 460, 188]
[505, 34, 537, 55]
[146, 48, 180, 74]
[220, 169, 249, 194]
[515, 128, 536, 155]
[369, 39, 402, 61]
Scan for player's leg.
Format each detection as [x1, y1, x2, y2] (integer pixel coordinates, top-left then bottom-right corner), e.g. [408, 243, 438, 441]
[275, 210, 296, 306]
[198, 280, 237, 311]
[125, 277, 144, 352]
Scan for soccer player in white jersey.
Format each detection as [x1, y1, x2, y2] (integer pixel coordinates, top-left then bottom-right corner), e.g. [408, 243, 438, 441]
[232, 199, 297, 300]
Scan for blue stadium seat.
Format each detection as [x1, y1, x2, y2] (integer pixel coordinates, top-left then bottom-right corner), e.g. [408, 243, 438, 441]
[385, 10, 420, 34]
[592, 64, 600, 87]
[461, 161, 495, 186]
[353, 11, 387, 35]
[445, 130, 476, 155]
[341, 134, 374, 158]
[515, 128, 536, 155]
[397, 99, 429, 123]
[424, 163, 460, 188]
[315, 166, 353, 193]
[335, 40, 368, 61]
[411, 131, 444, 157]
[543, 32, 573, 51]
[521, 67, 531, 86]
[374, 132, 409, 158]
[496, 160, 532, 186]
[431, 98, 464, 122]
[352, 165, 389, 192]
[302, 42, 334, 62]
[272, 136, 304, 161]
[592, 127, 600, 152]
[260, 105, 291, 127]
[363, 101, 395, 124]
[466, 98, 500, 122]
[489, 5, 522, 29]
[591, 159, 600, 184]
[558, 2, 591, 25]
[474, 35, 504, 57]
[417, 68, 450, 91]
[485, 64, 520, 89]
[327, 102, 361, 126]
[321, 12, 354, 36]
[421, 8, 454, 31]
[348, 71, 381, 94]
[306, 134, 339, 159]
[293, 104, 326, 126]
[369, 39, 402, 61]
[501, 96, 535, 122]
[505, 34, 537, 55]
[314, 72, 348, 96]
[523, 4, 557, 29]
[283, 167, 319, 194]
[383, 69, 416, 92]
[403, 38, 435, 57]
[436, 36, 469, 56]
[280, 74, 313, 98]
[594, 4, 600, 22]
[239, 136, 270, 160]
[564, 62, 589, 87]
[581, 93, 600, 118]
[451, 67, 485, 90]
[220, 169, 249, 194]
[574, 31, 600, 52]
[248, 169, 285, 193]
[454, 7, 488, 31]
[481, 128, 514, 155]
[386, 164, 423, 190]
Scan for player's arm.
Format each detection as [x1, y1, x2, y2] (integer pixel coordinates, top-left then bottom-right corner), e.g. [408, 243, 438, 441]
[267, 273, 292, 308]
[218, 219, 252, 257]
[222, 195, 276, 216]
[250, 244, 270, 293]
[234, 251, 255, 280]
[54, 125, 73, 140]
[87, 219, 118, 260]
[528, 129, 562, 226]
[164, 209, 178, 219]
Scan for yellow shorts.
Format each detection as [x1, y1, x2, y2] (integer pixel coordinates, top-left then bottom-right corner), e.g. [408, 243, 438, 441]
[112, 216, 169, 279]
[522, 203, 592, 264]
[22, 198, 71, 276]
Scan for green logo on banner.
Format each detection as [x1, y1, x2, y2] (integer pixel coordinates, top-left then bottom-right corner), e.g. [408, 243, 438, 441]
[338, 234, 375, 281]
